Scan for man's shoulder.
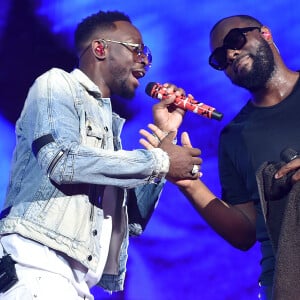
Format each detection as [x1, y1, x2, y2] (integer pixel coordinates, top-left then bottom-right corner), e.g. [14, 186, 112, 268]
[219, 102, 253, 145]
[223, 101, 252, 127]
[32, 68, 71, 84]
[42, 67, 72, 79]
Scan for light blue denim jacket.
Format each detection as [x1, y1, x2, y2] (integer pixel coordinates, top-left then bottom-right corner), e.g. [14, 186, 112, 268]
[0, 68, 168, 292]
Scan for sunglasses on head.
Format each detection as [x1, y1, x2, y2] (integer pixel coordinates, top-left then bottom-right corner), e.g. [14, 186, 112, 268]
[209, 26, 261, 71]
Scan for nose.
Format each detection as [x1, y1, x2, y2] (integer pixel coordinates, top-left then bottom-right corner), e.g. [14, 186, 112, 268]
[139, 53, 148, 64]
[226, 48, 241, 66]
[137, 52, 151, 71]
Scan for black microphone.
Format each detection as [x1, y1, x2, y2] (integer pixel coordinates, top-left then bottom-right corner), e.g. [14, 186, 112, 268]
[145, 82, 223, 121]
[280, 147, 299, 163]
[266, 148, 300, 201]
[279, 147, 299, 188]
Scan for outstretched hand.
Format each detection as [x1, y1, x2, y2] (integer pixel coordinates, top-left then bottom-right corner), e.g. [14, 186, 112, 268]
[140, 124, 202, 185]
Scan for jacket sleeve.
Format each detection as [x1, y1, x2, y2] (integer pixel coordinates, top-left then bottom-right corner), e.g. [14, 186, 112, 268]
[127, 178, 166, 236]
[24, 69, 169, 189]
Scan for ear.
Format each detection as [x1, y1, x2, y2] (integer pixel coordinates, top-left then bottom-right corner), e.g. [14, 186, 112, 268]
[93, 39, 107, 59]
[260, 26, 272, 43]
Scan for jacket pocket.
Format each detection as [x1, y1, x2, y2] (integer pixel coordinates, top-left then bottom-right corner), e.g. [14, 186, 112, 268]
[86, 119, 105, 148]
[27, 195, 100, 243]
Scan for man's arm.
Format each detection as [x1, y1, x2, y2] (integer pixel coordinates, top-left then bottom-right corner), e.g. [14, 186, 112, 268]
[140, 125, 257, 250]
[178, 179, 257, 250]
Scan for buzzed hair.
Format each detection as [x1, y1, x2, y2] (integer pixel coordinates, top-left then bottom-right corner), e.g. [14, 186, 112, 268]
[210, 15, 263, 36]
[74, 10, 131, 54]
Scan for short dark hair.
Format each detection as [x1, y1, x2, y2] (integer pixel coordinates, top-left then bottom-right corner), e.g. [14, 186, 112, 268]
[74, 10, 131, 54]
[210, 15, 263, 36]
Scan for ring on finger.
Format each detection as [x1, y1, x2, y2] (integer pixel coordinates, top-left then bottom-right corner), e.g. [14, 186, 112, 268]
[191, 164, 200, 175]
[152, 133, 160, 144]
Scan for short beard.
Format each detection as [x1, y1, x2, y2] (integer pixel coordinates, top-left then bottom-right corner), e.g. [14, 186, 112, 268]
[119, 80, 135, 99]
[109, 58, 136, 99]
[232, 39, 275, 91]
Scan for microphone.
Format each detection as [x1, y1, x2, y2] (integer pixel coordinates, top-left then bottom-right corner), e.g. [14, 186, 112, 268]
[280, 147, 299, 163]
[279, 147, 299, 188]
[145, 82, 223, 121]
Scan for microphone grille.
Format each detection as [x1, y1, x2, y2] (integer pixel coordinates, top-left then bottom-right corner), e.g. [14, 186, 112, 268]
[280, 147, 299, 163]
[145, 82, 158, 97]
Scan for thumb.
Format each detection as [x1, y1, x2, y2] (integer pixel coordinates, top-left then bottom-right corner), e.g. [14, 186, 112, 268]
[181, 132, 192, 148]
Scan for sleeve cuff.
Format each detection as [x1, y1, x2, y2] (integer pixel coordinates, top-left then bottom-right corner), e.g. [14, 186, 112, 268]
[148, 148, 170, 182]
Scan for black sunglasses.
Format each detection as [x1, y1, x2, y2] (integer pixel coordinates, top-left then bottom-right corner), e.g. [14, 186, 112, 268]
[209, 27, 261, 71]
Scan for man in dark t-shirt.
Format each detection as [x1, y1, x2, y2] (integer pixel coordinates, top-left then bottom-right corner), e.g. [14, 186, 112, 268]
[201, 14, 300, 300]
[208, 14, 300, 299]
[219, 79, 300, 293]
[140, 14, 300, 300]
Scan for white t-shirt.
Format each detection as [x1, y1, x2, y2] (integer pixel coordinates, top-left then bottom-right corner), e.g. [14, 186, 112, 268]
[1, 216, 112, 299]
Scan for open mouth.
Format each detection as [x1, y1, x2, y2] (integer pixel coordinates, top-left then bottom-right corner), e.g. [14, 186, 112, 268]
[132, 70, 145, 79]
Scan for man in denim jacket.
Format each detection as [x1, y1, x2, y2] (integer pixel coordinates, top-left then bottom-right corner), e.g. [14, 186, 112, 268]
[0, 10, 201, 299]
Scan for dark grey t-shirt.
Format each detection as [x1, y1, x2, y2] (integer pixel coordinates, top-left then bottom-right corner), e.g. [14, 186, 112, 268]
[218, 75, 300, 286]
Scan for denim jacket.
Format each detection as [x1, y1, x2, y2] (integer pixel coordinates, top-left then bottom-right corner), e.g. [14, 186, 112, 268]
[0, 68, 168, 292]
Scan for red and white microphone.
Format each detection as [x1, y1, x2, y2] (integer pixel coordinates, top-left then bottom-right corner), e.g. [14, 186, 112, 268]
[145, 82, 223, 121]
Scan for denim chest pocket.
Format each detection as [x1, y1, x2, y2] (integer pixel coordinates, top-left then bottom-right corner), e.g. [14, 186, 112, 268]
[86, 119, 107, 148]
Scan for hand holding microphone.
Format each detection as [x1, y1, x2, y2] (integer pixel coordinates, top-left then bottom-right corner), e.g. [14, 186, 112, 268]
[145, 82, 223, 121]
[275, 148, 300, 183]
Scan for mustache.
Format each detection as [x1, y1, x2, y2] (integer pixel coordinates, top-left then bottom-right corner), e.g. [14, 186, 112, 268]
[232, 53, 253, 71]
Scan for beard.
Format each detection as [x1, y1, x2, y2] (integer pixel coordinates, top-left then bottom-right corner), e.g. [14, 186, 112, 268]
[118, 80, 135, 99]
[109, 60, 136, 99]
[231, 39, 275, 91]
